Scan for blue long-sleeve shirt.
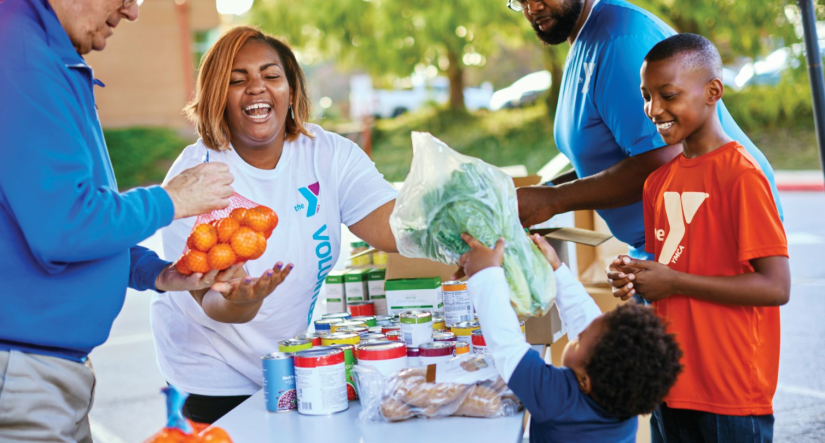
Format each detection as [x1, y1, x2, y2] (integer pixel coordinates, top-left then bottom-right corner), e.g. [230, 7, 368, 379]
[0, 0, 175, 361]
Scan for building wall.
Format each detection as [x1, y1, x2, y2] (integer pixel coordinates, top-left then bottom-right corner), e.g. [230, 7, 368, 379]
[85, 0, 219, 130]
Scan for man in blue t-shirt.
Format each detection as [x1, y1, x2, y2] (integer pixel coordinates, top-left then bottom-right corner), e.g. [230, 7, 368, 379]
[511, 0, 783, 261]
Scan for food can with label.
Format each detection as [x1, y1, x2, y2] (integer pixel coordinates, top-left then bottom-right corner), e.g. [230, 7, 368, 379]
[451, 321, 481, 350]
[419, 341, 455, 366]
[406, 346, 421, 368]
[368, 326, 384, 334]
[327, 344, 357, 401]
[351, 315, 377, 327]
[347, 302, 376, 318]
[294, 348, 348, 415]
[399, 310, 433, 347]
[322, 312, 352, 321]
[432, 312, 446, 331]
[442, 281, 474, 326]
[356, 341, 407, 377]
[321, 332, 361, 346]
[386, 330, 403, 342]
[375, 315, 394, 327]
[471, 329, 488, 355]
[381, 324, 401, 334]
[279, 339, 312, 353]
[314, 318, 343, 333]
[432, 331, 456, 342]
[261, 352, 297, 413]
[361, 333, 386, 341]
[330, 320, 367, 333]
[337, 326, 368, 337]
[295, 332, 327, 347]
[519, 320, 525, 335]
[454, 341, 470, 355]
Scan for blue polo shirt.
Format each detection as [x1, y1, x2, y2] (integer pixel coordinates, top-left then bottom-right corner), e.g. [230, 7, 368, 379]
[0, 0, 175, 361]
[554, 0, 783, 252]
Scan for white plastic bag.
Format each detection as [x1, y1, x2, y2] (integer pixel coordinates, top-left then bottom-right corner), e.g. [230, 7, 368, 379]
[389, 132, 556, 318]
[353, 355, 522, 422]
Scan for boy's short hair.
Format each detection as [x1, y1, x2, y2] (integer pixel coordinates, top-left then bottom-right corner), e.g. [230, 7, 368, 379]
[645, 33, 723, 79]
[586, 303, 682, 418]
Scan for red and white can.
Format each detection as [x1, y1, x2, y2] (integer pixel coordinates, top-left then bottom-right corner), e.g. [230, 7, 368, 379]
[347, 301, 376, 317]
[419, 341, 455, 366]
[294, 348, 348, 415]
[406, 346, 421, 367]
[381, 324, 401, 334]
[471, 329, 488, 355]
[295, 332, 327, 347]
[356, 341, 407, 377]
[432, 331, 456, 342]
[386, 330, 403, 342]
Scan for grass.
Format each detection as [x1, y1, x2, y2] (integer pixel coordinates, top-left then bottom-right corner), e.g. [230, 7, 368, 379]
[103, 104, 821, 191]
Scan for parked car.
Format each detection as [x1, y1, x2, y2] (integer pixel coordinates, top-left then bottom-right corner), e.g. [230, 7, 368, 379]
[489, 70, 552, 111]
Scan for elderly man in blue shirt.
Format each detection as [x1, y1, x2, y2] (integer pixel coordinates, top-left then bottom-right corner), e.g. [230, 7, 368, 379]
[0, 0, 236, 441]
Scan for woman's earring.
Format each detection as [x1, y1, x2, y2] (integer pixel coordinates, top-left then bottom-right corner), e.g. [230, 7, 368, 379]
[289, 105, 295, 120]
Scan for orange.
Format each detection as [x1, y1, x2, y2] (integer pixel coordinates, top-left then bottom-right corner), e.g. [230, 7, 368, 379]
[229, 208, 248, 225]
[244, 207, 271, 233]
[183, 250, 211, 274]
[246, 232, 266, 260]
[230, 227, 259, 258]
[190, 223, 218, 252]
[258, 205, 278, 230]
[263, 226, 274, 239]
[207, 244, 236, 271]
[175, 258, 192, 276]
[215, 218, 240, 243]
[200, 427, 233, 443]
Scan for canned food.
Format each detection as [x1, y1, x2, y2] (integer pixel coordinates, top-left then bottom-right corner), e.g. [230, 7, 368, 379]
[351, 315, 377, 327]
[451, 321, 481, 349]
[279, 339, 312, 353]
[322, 312, 352, 321]
[330, 320, 368, 333]
[314, 318, 343, 332]
[337, 326, 368, 337]
[406, 346, 421, 368]
[454, 341, 470, 355]
[327, 344, 357, 401]
[368, 326, 384, 334]
[432, 312, 446, 331]
[375, 315, 394, 327]
[419, 341, 456, 366]
[399, 310, 433, 347]
[295, 332, 327, 347]
[471, 329, 487, 355]
[294, 348, 348, 415]
[322, 332, 361, 346]
[386, 330, 403, 342]
[356, 341, 407, 377]
[261, 352, 297, 413]
[432, 331, 456, 342]
[347, 302, 376, 318]
[442, 281, 474, 326]
[361, 332, 385, 341]
[381, 324, 401, 334]
[519, 320, 525, 335]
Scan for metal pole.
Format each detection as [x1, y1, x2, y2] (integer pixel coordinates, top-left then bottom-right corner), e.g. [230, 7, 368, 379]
[798, 0, 825, 186]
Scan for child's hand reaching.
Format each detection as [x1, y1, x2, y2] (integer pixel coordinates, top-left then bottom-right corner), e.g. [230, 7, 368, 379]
[608, 255, 677, 301]
[529, 234, 562, 271]
[458, 233, 505, 279]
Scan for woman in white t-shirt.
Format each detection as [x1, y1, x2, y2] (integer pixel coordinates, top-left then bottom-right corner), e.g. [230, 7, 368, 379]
[150, 26, 398, 423]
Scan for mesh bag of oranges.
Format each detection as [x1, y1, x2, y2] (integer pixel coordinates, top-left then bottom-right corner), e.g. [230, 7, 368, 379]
[144, 386, 233, 443]
[175, 193, 279, 275]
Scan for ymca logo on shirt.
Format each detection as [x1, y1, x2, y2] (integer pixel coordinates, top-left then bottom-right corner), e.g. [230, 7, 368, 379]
[580, 62, 595, 94]
[295, 182, 320, 217]
[656, 192, 709, 265]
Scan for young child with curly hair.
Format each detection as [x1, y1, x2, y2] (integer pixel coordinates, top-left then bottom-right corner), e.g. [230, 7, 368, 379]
[459, 233, 682, 443]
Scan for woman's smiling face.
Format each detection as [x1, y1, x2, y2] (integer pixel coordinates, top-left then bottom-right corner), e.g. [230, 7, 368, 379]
[225, 39, 292, 151]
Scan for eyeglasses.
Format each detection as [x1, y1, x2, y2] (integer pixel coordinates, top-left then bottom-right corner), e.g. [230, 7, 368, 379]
[506, 0, 532, 12]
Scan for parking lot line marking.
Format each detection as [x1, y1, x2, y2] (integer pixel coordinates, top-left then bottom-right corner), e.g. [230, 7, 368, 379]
[777, 384, 825, 400]
[99, 332, 154, 348]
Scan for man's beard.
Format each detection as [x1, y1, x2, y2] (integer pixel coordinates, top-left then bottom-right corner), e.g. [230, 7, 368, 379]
[532, 0, 584, 45]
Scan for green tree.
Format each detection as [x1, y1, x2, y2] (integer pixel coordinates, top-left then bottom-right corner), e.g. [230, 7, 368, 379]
[250, 0, 524, 111]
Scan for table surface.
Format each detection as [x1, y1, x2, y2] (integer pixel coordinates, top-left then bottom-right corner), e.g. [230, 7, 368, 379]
[213, 390, 524, 443]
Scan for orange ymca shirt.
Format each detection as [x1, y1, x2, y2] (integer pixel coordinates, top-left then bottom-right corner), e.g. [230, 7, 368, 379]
[644, 141, 788, 416]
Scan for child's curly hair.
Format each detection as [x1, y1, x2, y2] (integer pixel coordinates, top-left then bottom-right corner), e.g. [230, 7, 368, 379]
[586, 303, 682, 418]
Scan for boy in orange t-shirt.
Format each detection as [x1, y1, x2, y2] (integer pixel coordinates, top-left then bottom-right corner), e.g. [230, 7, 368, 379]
[608, 34, 790, 442]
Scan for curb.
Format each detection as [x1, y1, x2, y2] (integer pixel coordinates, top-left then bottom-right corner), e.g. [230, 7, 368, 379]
[775, 171, 824, 192]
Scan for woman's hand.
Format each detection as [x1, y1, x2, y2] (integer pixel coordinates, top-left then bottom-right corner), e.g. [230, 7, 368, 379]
[155, 263, 245, 292]
[211, 262, 293, 307]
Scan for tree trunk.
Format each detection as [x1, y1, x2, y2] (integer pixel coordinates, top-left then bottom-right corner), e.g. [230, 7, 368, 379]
[446, 50, 466, 111]
[543, 47, 566, 117]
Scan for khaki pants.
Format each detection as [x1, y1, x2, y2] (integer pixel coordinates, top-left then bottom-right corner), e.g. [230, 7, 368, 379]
[0, 350, 96, 443]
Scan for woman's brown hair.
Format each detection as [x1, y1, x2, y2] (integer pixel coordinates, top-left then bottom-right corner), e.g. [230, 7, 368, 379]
[184, 26, 313, 151]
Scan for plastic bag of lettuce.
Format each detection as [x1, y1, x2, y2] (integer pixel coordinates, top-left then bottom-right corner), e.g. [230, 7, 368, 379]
[390, 132, 555, 319]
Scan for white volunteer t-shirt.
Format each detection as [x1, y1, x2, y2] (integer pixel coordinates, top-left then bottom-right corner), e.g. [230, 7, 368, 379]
[150, 124, 397, 396]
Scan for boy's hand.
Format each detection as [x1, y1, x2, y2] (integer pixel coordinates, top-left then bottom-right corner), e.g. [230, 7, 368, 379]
[612, 256, 677, 301]
[607, 255, 642, 300]
[458, 233, 504, 279]
[529, 234, 561, 270]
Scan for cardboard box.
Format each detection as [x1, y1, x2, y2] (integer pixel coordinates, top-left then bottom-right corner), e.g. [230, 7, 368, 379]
[385, 277, 443, 316]
[367, 268, 388, 316]
[324, 270, 347, 313]
[573, 210, 633, 285]
[344, 268, 370, 303]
